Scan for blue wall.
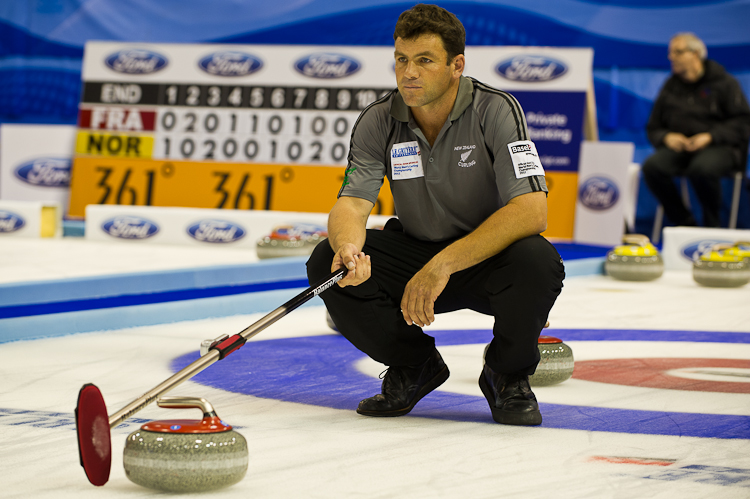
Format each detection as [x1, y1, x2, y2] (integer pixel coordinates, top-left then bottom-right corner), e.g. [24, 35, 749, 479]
[2, 0, 749, 232]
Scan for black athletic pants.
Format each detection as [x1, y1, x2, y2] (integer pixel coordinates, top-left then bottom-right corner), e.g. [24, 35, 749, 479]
[306, 219, 565, 375]
[642, 146, 737, 227]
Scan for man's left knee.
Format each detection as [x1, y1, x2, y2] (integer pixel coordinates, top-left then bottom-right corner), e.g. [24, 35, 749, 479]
[485, 236, 564, 294]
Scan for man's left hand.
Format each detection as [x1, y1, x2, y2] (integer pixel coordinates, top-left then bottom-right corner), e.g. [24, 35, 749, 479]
[401, 265, 450, 327]
[685, 132, 712, 152]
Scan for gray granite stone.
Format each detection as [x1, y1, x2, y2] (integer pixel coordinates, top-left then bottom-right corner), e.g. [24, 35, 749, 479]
[123, 429, 248, 492]
[529, 342, 574, 387]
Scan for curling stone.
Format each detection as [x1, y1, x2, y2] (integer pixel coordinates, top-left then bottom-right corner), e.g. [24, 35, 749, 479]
[605, 234, 664, 281]
[256, 223, 327, 259]
[529, 336, 575, 386]
[483, 335, 574, 386]
[123, 396, 248, 493]
[692, 242, 750, 288]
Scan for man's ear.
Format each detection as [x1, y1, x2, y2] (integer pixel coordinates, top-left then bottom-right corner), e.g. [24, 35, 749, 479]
[452, 54, 465, 78]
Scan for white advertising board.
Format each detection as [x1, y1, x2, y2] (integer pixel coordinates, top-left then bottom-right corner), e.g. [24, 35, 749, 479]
[0, 200, 62, 238]
[81, 42, 592, 91]
[0, 124, 76, 209]
[85, 204, 392, 250]
[662, 226, 750, 271]
[573, 141, 634, 247]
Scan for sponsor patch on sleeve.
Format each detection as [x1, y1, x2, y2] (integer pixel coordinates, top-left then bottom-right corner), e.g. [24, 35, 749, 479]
[390, 141, 424, 180]
[507, 140, 545, 179]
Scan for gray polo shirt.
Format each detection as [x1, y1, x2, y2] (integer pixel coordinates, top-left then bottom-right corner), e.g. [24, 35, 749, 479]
[339, 76, 547, 242]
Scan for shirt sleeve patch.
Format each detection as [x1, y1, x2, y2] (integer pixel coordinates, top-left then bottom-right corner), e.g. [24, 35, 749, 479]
[507, 140, 545, 179]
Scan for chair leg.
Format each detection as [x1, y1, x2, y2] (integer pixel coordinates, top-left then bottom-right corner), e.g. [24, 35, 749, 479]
[652, 205, 664, 244]
[680, 177, 691, 209]
[729, 172, 743, 229]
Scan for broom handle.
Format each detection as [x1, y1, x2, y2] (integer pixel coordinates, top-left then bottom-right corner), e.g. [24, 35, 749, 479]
[108, 267, 346, 428]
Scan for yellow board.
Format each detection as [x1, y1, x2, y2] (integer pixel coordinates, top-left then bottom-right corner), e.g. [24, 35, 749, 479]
[75, 131, 154, 158]
[40, 206, 57, 238]
[68, 157, 394, 218]
[542, 171, 578, 239]
[69, 157, 577, 236]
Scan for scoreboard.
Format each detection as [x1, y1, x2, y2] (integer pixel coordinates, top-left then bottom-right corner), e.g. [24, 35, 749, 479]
[69, 43, 396, 218]
[69, 42, 594, 239]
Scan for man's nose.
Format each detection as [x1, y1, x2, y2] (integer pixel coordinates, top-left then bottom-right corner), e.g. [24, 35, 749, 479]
[404, 61, 418, 79]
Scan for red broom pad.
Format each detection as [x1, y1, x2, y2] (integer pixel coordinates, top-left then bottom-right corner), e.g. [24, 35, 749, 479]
[75, 384, 111, 486]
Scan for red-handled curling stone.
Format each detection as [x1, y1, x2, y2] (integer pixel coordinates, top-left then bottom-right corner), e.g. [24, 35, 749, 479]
[123, 397, 248, 493]
[530, 336, 574, 386]
[256, 223, 327, 259]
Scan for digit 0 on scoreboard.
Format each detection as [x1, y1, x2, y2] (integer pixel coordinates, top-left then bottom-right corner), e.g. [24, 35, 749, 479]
[68, 157, 395, 218]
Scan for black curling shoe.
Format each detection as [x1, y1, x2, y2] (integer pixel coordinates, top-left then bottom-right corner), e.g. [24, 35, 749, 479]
[357, 349, 450, 417]
[479, 364, 543, 426]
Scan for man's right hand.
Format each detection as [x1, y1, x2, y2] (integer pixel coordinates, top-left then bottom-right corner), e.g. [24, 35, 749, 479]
[664, 132, 690, 152]
[333, 242, 371, 287]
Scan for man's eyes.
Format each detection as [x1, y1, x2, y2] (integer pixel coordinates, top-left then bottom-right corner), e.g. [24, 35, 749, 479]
[396, 57, 433, 63]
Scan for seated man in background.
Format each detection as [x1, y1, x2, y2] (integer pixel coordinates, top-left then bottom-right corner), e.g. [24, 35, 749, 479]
[642, 32, 750, 228]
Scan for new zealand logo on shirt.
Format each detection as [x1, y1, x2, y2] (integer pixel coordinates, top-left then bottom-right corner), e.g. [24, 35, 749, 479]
[455, 144, 477, 168]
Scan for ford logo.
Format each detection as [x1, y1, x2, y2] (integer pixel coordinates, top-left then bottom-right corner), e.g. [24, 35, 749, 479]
[0, 210, 25, 233]
[187, 220, 246, 243]
[578, 176, 619, 211]
[105, 49, 168, 74]
[101, 216, 159, 239]
[14, 157, 71, 187]
[496, 55, 568, 82]
[198, 51, 263, 77]
[294, 53, 361, 79]
[681, 239, 733, 261]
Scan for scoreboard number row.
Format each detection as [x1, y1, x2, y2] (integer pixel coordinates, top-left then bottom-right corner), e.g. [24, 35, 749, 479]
[67, 157, 396, 218]
[86, 81, 392, 111]
[155, 109, 352, 137]
[154, 136, 348, 164]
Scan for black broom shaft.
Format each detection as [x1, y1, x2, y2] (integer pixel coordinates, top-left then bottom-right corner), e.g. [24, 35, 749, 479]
[238, 267, 345, 341]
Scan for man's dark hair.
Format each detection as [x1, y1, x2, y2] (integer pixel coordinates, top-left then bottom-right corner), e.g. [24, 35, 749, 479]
[393, 4, 466, 63]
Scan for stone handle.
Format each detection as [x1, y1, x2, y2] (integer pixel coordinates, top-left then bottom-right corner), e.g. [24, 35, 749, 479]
[157, 396, 218, 419]
[622, 234, 650, 246]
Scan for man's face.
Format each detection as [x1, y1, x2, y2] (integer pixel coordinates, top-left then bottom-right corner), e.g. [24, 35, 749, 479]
[668, 37, 700, 78]
[394, 34, 462, 109]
